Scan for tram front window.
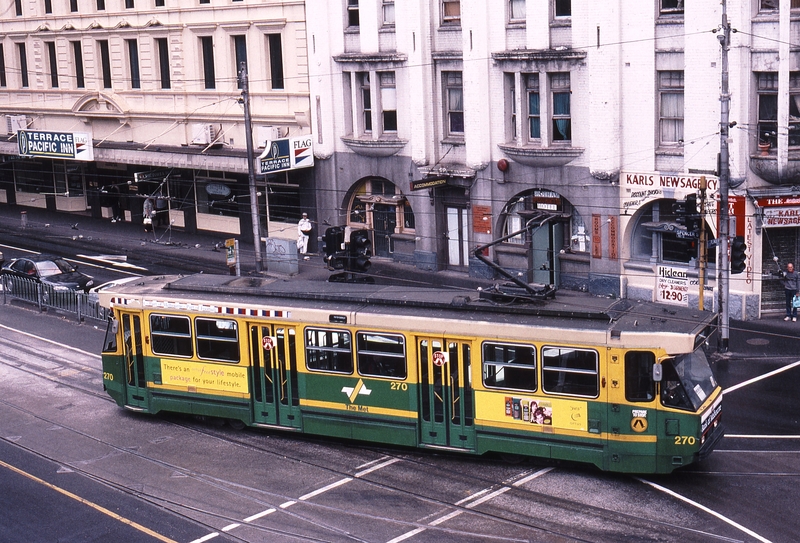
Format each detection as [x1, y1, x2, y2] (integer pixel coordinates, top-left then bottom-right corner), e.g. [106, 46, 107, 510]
[660, 349, 718, 411]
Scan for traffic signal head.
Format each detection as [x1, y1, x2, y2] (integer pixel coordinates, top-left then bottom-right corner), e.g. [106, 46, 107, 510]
[322, 226, 347, 269]
[349, 229, 372, 272]
[674, 194, 701, 235]
[731, 235, 747, 274]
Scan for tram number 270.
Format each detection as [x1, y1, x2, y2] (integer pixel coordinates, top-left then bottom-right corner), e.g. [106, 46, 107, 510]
[390, 382, 408, 391]
[103, 372, 114, 381]
[674, 435, 696, 445]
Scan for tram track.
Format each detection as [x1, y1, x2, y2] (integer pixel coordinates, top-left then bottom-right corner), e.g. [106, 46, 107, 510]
[0, 324, 758, 543]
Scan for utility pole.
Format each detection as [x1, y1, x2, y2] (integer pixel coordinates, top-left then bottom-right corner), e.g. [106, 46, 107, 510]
[239, 61, 264, 273]
[699, 176, 707, 311]
[717, 2, 731, 351]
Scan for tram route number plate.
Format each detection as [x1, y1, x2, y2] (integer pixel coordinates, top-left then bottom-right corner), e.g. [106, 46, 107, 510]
[262, 336, 277, 351]
[432, 351, 448, 367]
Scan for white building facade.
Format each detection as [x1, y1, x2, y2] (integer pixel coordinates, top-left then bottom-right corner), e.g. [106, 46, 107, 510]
[0, 0, 313, 242]
[306, 0, 800, 319]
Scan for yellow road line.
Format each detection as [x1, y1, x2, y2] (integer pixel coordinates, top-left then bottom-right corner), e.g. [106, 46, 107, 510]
[0, 458, 179, 543]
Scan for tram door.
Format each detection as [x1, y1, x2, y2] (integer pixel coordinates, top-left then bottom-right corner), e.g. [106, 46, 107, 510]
[418, 338, 476, 450]
[121, 312, 147, 409]
[249, 324, 301, 428]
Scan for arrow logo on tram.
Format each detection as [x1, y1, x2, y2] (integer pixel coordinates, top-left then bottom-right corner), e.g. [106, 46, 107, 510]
[342, 379, 372, 403]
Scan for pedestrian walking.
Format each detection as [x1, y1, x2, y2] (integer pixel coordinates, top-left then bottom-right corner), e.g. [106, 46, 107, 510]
[297, 213, 312, 257]
[778, 262, 800, 321]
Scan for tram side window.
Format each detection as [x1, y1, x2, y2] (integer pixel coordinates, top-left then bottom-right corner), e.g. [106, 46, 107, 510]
[625, 351, 655, 402]
[305, 328, 353, 373]
[542, 346, 599, 398]
[482, 342, 536, 392]
[357, 332, 407, 379]
[196, 318, 240, 362]
[150, 314, 193, 357]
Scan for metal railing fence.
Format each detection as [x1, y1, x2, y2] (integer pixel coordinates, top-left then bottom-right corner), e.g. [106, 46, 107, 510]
[1, 274, 110, 323]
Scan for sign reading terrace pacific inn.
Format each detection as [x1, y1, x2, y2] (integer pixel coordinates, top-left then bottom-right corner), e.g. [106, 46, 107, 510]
[17, 130, 94, 161]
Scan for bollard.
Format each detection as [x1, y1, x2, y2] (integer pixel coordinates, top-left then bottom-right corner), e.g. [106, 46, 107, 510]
[20, 210, 27, 229]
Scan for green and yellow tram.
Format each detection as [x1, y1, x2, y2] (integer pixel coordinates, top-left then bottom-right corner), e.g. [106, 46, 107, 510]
[99, 274, 723, 474]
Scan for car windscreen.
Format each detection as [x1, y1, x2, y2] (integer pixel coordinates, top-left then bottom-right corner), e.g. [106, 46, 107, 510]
[36, 259, 75, 277]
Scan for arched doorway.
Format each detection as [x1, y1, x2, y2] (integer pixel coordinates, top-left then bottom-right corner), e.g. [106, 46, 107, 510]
[347, 177, 415, 258]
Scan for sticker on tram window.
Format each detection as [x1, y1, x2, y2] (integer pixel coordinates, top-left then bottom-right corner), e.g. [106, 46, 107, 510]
[674, 436, 697, 445]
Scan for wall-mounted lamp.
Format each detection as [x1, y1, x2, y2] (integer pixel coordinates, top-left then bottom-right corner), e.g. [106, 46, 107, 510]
[497, 159, 509, 172]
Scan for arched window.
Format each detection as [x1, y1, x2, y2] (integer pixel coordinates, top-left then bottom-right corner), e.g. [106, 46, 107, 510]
[630, 199, 716, 265]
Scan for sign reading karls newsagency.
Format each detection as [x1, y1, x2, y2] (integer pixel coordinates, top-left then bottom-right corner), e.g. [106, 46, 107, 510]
[17, 130, 94, 162]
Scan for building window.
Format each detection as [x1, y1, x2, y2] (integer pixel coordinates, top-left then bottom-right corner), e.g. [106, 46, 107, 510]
[267, 34, 284, 90]
[444, 71, 464, 137]
[70, 0, 78, 11]
[660, 0, 684, 15]
[201, 36, 215, 90]
[527, 74, 540, 140]
[551, 73, 570, 142]
[658, 70, 684, 147]
[97, 0, 105, 10]
[442, 0, 460, 25]
[156, 37, 170, 89]
[0, 45, 6, 87]
[234, 35, 247, 89]
[509, 0, 525, 22]
[359, 72, 372, 132]
[125, 0, 134, 8]
[631, 200, 716, 266]
[72, 41, 84, 89]
[15, 0, 22, 16]
[382, 0, 395, 26]
[127, 39, 140, 89]
[46, 42, 58, 88]
[155, 0, 164, 6]
[200, 0, 210, 3]
[347, 0, 359, 28]
[757, 72, 800, 148]
[760, 0, 778, 9]
[98, 40, 111, 89]
[554, 0, 570, 17]
[18, 43, 28, 88]
[380, 71, 397, 132]
[45, 0, 52, 14]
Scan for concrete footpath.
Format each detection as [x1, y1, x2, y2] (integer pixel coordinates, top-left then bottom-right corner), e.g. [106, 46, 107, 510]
[0, 204, 797, 355]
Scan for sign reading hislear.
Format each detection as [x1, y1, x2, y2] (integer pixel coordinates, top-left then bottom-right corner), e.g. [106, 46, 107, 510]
[18, 130, 94, 161]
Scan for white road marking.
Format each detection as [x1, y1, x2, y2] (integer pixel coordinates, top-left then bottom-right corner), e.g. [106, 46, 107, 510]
[636, 477, 772, 543]
[0, 323, 101, 359]
[724, 360, 800, 394]
[388, 467, 554, 542]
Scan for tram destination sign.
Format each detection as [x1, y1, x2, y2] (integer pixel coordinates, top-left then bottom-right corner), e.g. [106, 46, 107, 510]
[17, 130, 94, 162]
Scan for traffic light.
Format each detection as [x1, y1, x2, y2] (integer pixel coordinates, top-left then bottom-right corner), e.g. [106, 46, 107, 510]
[322, 226, 347, 270]
[673, 194, 701, 235]
[685, 239, 697, 260]
[348, 229, 372, 273]
[731, 236, 747, 274]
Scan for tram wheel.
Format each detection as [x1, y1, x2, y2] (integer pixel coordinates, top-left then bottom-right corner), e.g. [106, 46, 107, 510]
[500, 453, 525, 464]
[227, 419, 246, 430]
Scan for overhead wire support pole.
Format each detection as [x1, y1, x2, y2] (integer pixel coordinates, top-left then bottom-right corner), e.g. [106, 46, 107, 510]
[239, 61, 264, 273]
[717, 2, 731, 351]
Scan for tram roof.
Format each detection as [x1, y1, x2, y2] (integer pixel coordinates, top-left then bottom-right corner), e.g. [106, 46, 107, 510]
[101, 274, 716, 347]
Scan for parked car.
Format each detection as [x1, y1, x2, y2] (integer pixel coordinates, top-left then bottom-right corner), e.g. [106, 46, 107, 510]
[1, 254, 94, 293]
